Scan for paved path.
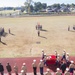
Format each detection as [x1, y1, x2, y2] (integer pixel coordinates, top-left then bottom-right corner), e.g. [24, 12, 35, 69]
[0, 56, 75, 74]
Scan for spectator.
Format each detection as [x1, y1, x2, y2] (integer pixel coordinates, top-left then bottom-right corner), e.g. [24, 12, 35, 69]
[39, 59, 44, 75]
[32, 59, 37, 75]
[60, 60, 67, 73]
[55, 68, 62, 75]
[21, 63, 27, 75]
[69, 61, 75, 74]
[6, 63, 12, 75]
[64, 68, 70, 75]
[0, 63, 4, 75]
[45, 68, 52, 75]
[13, 63, 18, 75]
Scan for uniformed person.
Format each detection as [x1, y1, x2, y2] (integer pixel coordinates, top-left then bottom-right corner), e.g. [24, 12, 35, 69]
[69, 61, 75, 74]
[0, 63, 4, 75]
[6, 63, 12, 75]
[39, 60, 44, 75]
[64, 68, 70, 75]
[45, 68, 52, 75]
[32, 59, 37, 75]
[55, 68, 62, 75]
[21, 63, 27, 75]
[13, 63, 18, 75]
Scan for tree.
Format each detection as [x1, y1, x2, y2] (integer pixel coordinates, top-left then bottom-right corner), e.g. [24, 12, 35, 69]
[24, 0, 32, 13]
[52, 4, 61, 9]
[42, 3, 47, 9]
[71, 3, 75, 8]
[21, 6, 25, 12]
[30, 5, 34, 12]
[34, 2, 42, 12]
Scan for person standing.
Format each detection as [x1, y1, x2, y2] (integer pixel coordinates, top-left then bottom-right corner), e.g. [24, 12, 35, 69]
[6, 63, 12, 75]
[39, 60, 44, 75]
[64, 68, 70, 75]
[21, 63, 27, 75]
[69, 61, 75, 74]
[60, 60, 67, 73]
[55, 68, 62, 75]
[13, 63, 18, 75]
[32, 59, 37, 75]
[45, 68, 52, 75]
[61, 50, 66, 61]
[0, 63, 4, 75]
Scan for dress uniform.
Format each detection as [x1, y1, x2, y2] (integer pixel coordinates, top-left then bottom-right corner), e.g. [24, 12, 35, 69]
[21, 63, 27, 75]
[32, 60, 37, 75]
[39, 60, 44, 75]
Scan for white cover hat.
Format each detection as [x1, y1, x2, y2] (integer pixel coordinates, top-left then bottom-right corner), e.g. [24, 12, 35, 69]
[71, 61, 74, 63]
[40, 59, 43, 62]
[66, 68, 69, 71]
[33, 59, 36, 62]
[57, 68, 60, 71]
[23, 63, 26, 65]
[47, 68, 50, 72]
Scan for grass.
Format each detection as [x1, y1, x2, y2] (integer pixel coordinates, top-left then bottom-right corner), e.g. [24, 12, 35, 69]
[0, 16, 75, 58]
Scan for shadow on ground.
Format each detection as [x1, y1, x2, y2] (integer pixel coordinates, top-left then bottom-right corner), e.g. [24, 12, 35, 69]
[0, 41, 7, 45]
[41, 29, 48, 32]
[39, 36, 47, 39]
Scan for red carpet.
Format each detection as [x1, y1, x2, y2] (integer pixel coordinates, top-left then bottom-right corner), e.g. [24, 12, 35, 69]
[0, 56, 75, 73]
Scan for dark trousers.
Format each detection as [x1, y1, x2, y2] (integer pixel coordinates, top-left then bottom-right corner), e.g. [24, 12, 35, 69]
[40, 67, 43, 75]
[33, 67, 37, 75]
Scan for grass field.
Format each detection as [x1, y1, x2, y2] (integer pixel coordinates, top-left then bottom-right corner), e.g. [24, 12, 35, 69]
[0, 16, 75, 58]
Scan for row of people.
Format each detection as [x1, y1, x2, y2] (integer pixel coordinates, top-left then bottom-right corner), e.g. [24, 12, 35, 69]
[0, 59, 75, 75]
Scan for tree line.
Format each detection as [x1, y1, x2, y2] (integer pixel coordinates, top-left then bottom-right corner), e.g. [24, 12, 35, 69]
[23, 1, 75, 13]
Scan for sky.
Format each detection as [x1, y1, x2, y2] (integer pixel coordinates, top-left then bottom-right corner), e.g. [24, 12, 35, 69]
[0, 0, 75, 7]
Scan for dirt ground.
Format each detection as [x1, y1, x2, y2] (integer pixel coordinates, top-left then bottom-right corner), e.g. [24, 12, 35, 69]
[0, 16, 75, 58]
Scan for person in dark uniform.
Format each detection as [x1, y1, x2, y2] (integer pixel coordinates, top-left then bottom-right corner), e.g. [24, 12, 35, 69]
[61, 50, 66, 61]
[0, 63, 4, 75]
[60, 60, 67, 73]
[6, 63, 12, 75]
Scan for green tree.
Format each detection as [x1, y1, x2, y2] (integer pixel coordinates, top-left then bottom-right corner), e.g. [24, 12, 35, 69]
[34, 2, 42, 12]
[21, 6, 25, 12]
[24, 0, 32, 13]
[52, 4, 61, 9]
[42, 3, 47, 9]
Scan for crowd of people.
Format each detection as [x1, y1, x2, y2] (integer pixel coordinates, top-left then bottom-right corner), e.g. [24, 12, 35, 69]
[41, 50, 75, 75]
[0, 50, 75, 75]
